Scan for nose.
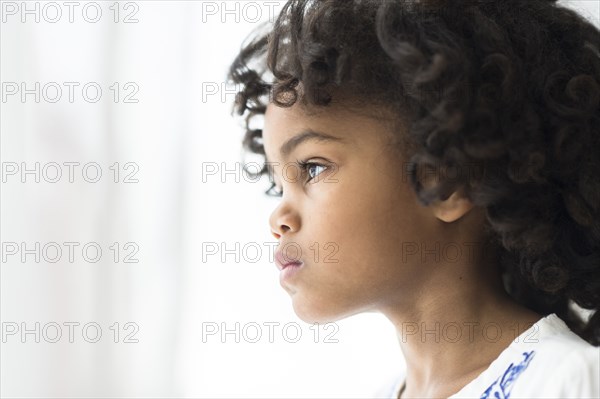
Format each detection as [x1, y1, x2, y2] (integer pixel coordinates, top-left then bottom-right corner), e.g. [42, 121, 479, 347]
[269, 204, 299, 240]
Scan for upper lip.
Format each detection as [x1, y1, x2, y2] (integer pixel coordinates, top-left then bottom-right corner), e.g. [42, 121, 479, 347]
[274, 250, 303, 271]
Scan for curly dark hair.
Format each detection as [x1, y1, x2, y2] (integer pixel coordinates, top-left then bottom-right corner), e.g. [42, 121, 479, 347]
[227, 0, 600, 346]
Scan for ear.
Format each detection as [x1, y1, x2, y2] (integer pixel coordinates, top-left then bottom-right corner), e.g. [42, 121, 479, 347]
[416, 164, 476, 223]
[430, 190, 476, 223]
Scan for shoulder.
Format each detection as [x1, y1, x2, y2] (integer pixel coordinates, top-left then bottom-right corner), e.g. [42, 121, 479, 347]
[527, 341, 600, 398]
[452, 313, 599, 399]
[481, 314, 600, 399]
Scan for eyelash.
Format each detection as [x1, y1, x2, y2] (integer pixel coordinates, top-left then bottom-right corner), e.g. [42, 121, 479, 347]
[264, 160, 327, 198]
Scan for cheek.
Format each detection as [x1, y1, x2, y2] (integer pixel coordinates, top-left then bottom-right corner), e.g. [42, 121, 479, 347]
[307, 160, 432, 257]
[292, 184, 429, 321]
[307, 182, 407, 274]
[321, 175, 428, 273]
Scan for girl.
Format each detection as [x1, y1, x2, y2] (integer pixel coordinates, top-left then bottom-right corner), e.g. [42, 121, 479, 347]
[228, 0, 600, 397]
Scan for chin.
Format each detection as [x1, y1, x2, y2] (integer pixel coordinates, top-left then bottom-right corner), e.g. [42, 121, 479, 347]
[290, 294, 354, 325]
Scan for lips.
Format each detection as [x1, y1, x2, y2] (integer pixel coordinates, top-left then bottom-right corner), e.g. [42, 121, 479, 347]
[274, 250, 303, 271]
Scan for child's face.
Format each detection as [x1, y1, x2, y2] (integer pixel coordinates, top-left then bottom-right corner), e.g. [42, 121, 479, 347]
[263, 100, 442, 323]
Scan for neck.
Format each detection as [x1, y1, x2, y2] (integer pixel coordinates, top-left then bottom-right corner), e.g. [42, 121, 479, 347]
[380, 252, 543, 398]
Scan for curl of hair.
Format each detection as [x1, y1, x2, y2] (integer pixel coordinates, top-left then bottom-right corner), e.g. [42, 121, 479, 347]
[228, 0, 600, 345]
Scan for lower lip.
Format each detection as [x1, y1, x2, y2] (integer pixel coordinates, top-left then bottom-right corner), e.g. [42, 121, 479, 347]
[279, 262, 304, 283]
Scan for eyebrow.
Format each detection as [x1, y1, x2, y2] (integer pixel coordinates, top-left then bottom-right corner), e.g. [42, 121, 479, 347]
[265, 129, 346, 166]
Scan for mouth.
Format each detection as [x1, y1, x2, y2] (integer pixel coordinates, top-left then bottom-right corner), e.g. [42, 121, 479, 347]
[274, 250, 303, 271]
[274, 250, 304, 284]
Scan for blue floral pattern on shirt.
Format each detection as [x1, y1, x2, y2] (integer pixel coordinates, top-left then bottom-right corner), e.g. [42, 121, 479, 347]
[480, 350, 536, 399]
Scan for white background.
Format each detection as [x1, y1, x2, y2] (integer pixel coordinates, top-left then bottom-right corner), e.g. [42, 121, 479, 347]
[1, 1, 598, 397]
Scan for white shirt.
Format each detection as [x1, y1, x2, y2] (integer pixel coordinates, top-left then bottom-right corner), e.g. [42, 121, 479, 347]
[375, 313, 600, 398]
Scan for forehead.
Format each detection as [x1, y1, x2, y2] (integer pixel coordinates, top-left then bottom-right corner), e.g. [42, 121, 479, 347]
[263, 100, 395, 152]
[264, 101, 331, 131]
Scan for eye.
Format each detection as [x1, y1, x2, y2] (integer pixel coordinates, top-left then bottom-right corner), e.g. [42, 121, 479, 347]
[265, 181, 283, 198]
[300, 161, 327, 182]
[263, 160, 328, 198]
